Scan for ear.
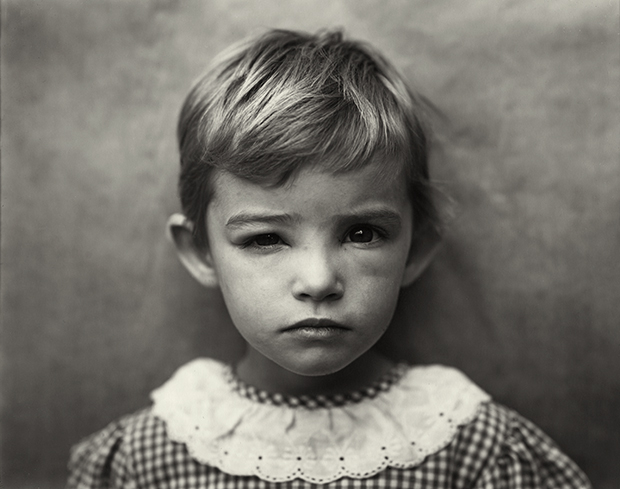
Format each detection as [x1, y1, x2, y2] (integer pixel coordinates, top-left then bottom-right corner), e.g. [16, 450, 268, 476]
[401, 226, 442, 287]
[167, 213, 219, 288]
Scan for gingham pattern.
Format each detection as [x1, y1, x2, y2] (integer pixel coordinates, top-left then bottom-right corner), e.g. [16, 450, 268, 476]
[67, 401, 591, 488]
[226, 363, 408, 409]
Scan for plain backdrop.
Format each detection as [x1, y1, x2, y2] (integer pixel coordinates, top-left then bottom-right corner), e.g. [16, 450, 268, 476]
[1, 1, 619, 487]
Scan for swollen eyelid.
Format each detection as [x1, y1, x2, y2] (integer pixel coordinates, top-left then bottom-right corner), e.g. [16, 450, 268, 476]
[243, 233, 284, 249]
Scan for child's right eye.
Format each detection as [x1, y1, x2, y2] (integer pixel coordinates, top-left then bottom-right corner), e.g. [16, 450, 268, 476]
[244, 233, 284, 249]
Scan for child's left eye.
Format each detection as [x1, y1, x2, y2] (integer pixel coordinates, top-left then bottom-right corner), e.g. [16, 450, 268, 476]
[344, 225, 383, 244]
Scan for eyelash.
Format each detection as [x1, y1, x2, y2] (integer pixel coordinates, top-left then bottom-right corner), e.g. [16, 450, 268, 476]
[343, 224, 387, 244]
[241, 233, 285, 250]
[240, 225, 387, 250]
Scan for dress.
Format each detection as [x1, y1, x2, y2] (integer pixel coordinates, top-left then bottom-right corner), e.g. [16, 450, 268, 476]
[67, 359, 591, 488]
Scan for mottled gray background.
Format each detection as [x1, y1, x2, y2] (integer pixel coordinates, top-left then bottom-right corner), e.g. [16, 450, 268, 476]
[1, 1, 619, 488]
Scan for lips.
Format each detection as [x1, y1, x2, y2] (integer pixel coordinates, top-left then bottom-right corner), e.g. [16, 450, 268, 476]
[282, 318, 349, 332]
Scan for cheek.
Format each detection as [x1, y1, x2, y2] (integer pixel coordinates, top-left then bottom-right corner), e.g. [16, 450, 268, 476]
[353, 247, 408, 283]
[350, 250, 408, 309]
[216, 256, 281, 312]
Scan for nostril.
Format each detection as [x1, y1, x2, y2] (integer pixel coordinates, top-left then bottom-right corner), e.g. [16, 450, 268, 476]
[294, 285, 344, 302]
[294, 283, 343, 302]
[324, 290, 343, 302]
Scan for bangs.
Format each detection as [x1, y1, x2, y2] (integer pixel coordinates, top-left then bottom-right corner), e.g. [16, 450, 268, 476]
[184, 30, 424, 187]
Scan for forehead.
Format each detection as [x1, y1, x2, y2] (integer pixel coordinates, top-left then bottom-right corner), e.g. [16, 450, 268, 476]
[209, 158, 409, 213]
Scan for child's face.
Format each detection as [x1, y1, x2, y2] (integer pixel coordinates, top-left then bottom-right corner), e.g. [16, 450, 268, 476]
[205, 161, 413, 377]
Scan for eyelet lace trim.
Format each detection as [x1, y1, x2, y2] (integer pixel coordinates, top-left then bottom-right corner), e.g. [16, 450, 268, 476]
[151, 358, 490, 483]
[225, 363, 408, 409]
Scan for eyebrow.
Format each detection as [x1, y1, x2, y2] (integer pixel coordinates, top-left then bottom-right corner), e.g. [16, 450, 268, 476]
[225, 212, 296, 229]
[225, 208, 402, 229]
[333, 208, 403, 227]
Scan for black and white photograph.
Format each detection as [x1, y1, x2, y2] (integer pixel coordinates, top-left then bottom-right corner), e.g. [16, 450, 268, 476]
[1, 1, 618, 487]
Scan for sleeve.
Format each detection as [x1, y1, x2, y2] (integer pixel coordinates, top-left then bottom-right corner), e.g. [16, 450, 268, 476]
[473, 403, 592, 489]
[66, 413, 140, 489]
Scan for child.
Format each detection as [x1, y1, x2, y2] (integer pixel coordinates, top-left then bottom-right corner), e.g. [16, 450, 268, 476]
[67, 29, 591, 488]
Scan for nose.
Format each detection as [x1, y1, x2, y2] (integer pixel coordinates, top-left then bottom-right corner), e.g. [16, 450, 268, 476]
[291, 246, 344, 302]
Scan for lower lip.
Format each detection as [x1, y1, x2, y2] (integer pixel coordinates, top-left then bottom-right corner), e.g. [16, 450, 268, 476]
[284, 326, 347, 339]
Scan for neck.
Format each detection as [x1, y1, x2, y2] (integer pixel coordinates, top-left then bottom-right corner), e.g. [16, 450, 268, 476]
[235, 348, 395, 397]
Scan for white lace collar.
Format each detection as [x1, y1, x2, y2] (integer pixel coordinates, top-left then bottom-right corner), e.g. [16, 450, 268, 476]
[151, 358, 490, 483]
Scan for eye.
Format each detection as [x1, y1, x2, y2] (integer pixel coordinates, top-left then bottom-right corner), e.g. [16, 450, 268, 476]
[345, 225, 381, 243]
[246, 233, 283, 248]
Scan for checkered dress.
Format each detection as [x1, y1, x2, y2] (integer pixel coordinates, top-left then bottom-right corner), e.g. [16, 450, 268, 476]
[67, 372, 591, 489]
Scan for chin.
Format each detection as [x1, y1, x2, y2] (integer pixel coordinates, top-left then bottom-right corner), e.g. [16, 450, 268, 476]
[279, 355, 354, 378]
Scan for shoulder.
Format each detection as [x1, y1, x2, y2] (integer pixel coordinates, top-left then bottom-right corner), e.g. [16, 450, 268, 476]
[66, 359, 234, 488]
[401, 365, 591, 488]
[444, 401, 592, 488]
[67, 408, 178, 488]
